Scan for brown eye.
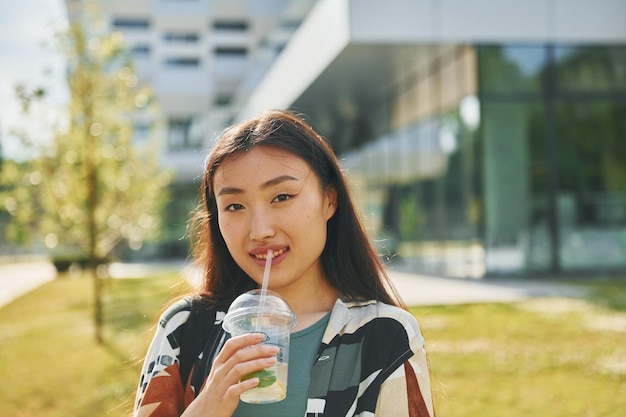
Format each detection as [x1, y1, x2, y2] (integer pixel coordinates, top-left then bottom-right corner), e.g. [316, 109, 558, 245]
[225, 203, 244, 211]
[273, 194, 292, 203]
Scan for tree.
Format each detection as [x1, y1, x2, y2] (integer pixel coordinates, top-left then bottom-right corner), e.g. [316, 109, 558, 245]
[0, 18, 170, 343]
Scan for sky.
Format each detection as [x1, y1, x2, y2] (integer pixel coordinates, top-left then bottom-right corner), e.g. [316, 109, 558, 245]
[0, 0, 69, 159]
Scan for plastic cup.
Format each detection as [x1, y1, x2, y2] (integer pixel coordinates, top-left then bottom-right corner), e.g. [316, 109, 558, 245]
[222, 289, 296, 404]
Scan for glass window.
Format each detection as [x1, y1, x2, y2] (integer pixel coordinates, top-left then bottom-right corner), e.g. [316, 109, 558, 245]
[478, 42, 626, 274]
[213, 20, 249, 31]
[112, 18, 150, 30]
[163, 32, 199, 43]
[133, 123, 151, 142]
[555, 45, 626, 92]
[478, 45, 547, 93]
[167, 117, 203, 149]
[275, 44, 286, 55]
[280, 20, 302, 30]
[168, 119, 189, 149]
[131, 45, 151, 57]
[441, 111, 480, 242]
[214, 47, 247, 57]
[556, 100, 626, 270]
[214, 94, 233, 106]
[481, 101, 549, 273]
[164, 57, 200, 68]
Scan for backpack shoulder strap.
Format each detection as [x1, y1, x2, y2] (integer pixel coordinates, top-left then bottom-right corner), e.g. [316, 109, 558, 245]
[178, 296, 212, 387]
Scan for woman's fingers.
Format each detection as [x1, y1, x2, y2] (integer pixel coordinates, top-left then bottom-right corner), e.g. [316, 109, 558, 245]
[217, 333, 265, 358]
[211, 333, 279, 385]
[224, 375, 260, 398]
[218, 338, 278, 382]
[180, 334, 279, 417]
[229, 355, 277, 380]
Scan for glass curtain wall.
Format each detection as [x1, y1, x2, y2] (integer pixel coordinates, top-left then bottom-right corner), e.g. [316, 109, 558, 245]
[479, 44, 626, 274]
[346, 45, 483, 277]
[351, 43, 626, 277]
[553, 46, 626, 271]
[478, 45, 549, 273]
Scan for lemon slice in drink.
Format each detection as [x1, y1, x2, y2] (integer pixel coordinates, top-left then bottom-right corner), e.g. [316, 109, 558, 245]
[262, 378, 286, 400]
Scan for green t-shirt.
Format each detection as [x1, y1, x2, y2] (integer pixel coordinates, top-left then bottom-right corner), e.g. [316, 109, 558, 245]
[233, 311, 331, 417]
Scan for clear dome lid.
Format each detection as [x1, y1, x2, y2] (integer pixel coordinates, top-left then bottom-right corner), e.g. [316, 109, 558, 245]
[223, 289, 296, 331]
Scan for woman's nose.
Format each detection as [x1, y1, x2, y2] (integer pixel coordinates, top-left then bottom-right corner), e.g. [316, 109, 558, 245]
[249, 209, 275, 241]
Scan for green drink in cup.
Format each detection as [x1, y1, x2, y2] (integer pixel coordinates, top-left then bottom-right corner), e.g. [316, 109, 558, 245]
[222, 289, 296, 403]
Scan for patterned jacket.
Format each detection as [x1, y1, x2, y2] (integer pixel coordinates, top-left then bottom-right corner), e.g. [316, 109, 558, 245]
[134, 296, 434, 417]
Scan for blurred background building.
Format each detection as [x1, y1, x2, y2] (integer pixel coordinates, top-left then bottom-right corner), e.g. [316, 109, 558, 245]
[65, 0, 317, 257]
[65, 0, 626, 278]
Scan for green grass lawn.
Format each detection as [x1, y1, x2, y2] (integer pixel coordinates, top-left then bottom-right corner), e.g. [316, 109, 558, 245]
[412, 280, 626, 417]
[0, 271, 624, 417]
[0, 270, 190, 417]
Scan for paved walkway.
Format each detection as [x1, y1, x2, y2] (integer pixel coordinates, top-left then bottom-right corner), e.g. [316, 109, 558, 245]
[0, 261, 57, 308]
[387, 269, 585, 306]
[0, 261, 586, 309]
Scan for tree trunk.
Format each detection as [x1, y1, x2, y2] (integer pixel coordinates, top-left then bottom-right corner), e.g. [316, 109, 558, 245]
[87, 145, 103, 343]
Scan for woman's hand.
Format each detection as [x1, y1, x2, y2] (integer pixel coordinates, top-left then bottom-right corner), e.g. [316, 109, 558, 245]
[180, 333, 279, 417]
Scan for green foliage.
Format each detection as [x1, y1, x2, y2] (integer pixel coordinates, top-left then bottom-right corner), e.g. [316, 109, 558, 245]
[0, 17, 170, 261]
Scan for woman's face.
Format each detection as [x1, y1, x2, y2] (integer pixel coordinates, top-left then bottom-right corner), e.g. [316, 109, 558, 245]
[213, 146, 337, 294]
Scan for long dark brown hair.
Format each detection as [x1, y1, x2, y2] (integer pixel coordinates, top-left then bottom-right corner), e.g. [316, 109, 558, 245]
[189, 109, 403, 307]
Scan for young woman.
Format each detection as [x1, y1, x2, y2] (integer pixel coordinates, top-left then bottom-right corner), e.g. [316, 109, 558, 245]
[133, 109, 434, 417]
